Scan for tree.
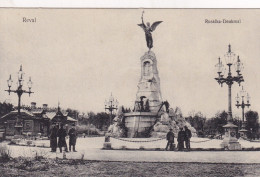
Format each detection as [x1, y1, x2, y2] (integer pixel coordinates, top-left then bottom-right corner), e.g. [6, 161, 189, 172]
[94, 112, 110, 130]
[215, 111, 228, 134]
[203, 110, 228, 136]
[66, 108, 80, 120]
[0, 102, 14, 117]
[232, 115, 242, 129]
[185, 111, 206, 136]
[77, 111, 110, 130]
[245, 110, 259, 139]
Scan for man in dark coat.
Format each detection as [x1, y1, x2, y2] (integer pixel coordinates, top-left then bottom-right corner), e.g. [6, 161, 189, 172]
[177, 127, 185, 151]
[68, 124, 77, 152]
[184, 126, 192, 150]
[165, 128, 175, 151]
[57, 124, 68, 153]
[50, 124, 58, 152]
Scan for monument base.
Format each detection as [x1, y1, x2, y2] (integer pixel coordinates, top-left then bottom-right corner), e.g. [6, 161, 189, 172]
[221, 122, 241, 150]
[103, 142, 112, 149]
[124, 112, 158, 138]
[239, 129, 248, 139]
[220, 138, 242, 150]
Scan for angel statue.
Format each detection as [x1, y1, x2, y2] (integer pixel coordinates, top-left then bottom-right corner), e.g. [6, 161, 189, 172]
[138, 11, 163, 50]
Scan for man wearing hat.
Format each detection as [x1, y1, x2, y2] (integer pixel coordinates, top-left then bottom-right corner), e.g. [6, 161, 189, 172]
[57, 123, 68, 153]
[165, 128, 175, 151]
[68, 123, 77, 152]
[184, 126, 192, 150]
[177, 127, 185, 151]
[50, 124, 58, 152]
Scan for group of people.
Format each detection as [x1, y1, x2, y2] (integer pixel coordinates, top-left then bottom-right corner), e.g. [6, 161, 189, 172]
[166, 126, 192, 151]
[50, 123, 190, 152]
[50, 123, 77, 153]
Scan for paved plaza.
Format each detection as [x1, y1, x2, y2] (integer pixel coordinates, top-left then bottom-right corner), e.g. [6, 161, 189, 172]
[2, 137, 260, 164]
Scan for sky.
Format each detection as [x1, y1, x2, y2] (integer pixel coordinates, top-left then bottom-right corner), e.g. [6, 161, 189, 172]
[0, 9, 260, 118]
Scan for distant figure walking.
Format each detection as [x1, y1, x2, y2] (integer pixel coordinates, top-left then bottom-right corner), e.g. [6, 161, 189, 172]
[184, 126, 192, 150]
[177, 127, 185, 151]
[165, 128, 175, 151]
[68, 124, 77, 152]
[57, 124, 68, 153]
[50, 124, 58, 152]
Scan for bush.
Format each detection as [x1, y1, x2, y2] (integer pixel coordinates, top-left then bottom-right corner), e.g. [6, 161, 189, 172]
[76, 125, 102, 135]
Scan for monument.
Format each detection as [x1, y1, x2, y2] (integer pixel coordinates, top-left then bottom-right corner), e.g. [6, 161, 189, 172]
[124, 50, 165, 138]
[108, 12, 196, 138]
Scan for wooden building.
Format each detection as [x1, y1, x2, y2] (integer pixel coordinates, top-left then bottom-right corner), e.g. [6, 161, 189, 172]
[0, 103, 77, 137]
[0, 109, 45, 136]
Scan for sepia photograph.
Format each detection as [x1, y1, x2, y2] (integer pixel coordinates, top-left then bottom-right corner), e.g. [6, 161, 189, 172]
[0, 8, 260, 176]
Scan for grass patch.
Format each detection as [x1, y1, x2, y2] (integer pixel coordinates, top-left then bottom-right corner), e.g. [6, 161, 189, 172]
[1, 159, 260, 177]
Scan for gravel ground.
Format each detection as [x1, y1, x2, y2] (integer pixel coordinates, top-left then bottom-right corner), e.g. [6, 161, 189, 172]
[3, 137, 260, 164]
[1, 137, 260, 177]
[1, 159, 260, 177]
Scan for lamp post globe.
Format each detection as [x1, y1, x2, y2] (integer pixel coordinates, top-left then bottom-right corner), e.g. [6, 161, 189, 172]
[236, 86, 251, 139]
[104, 93, 118, 125]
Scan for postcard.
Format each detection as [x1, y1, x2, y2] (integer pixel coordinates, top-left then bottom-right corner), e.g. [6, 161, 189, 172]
[0, 8, 260, 177]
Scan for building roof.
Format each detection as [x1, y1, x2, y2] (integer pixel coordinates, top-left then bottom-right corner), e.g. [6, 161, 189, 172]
[67, 116, 77, 122]
[0, 108, 77, 122]
[44, 111, 77, 122]
[0, 109, 40, 121]
[31, 109, 45, 114]
[45, 112, 56, 120]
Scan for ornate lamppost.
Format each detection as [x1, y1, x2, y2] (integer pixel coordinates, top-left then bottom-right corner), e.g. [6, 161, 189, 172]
[5, 65, 33, 135]
[215, 44, 244, 150]
[236, 86, 250, 139]
[104, 93, 118, 125]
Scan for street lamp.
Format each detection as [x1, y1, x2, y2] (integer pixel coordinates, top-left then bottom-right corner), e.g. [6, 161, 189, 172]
[104, 93, 119, 125]
[215, 44, 244, 150]
[5, 65, 34, 135]
[236, 86, 250, 138]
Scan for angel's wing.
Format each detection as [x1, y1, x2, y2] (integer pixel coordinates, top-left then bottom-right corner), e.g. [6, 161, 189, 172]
[137, 23, 146, 31]
[151, 21, 163, 32]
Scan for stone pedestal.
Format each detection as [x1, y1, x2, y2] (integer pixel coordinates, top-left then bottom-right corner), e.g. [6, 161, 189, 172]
[221, 139, 241, 150]
[123, 51, 164, 138]
[124, 112, 157, 138]
[220, 122, 241, 150]
[239, 122, 248, 139]
[103, 133, 112, 149]
[109, 50, 196, 138]
[103, 142, 112, 149]
[239, 129, 248, 139]
[135, 51, 163, 113]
